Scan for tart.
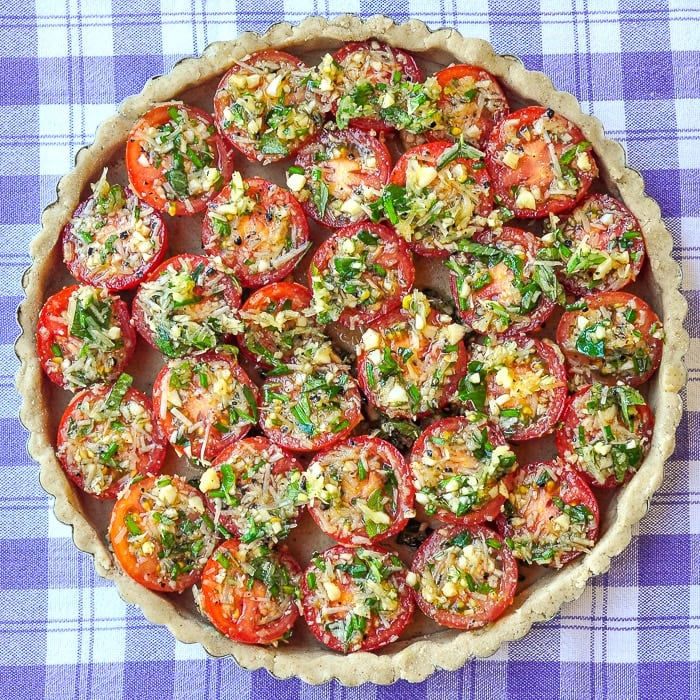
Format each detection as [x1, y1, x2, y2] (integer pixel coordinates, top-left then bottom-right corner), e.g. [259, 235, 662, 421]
[17, 15, 687, 686]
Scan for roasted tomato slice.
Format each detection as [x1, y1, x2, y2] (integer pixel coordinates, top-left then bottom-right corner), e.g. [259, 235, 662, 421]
[199, 539, 302, 645]
[236, 281, 329, 371]
[199, 436, 304, 543]
[330, 40, 422, 132]
[555, 382, 655, 488]
[356, 291, 467, 420]
[555, 291, 664, 387]
[213, 49, 319, 164]
[202, 174, 310, 288]
[152, 351, 259, 466]
[62, 171, 168, 291]
[447, 226, 558, 336]
[459, 335, 568, 441]
[287, 127, 391, 228]
[308, 222, 415, 328]
[409, 524, 517, 630]
[495, 460, 599, 568]
[485, 106, 598, 218]
[540, 193, 646, 295]
[304, 435, 415, 545]
[108, 474, 219, 593]
[125, 102, 233, 216]
[301, 544, 415, 653]
[430, 64, 510, 147]
[385, 141, 492, 257]
[56, 374, 167, 499]
[259, 361, 363, 452]
[37, 284, 136, 392]
[409, 414, 517, 525]
[131, 253, 242, 357]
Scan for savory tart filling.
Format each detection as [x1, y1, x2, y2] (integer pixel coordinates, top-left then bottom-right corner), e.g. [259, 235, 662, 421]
[201, 436, 304, 543]
[357, 290, 467, 419]
[301, 544, 414, 653]
[132, 254, 242, 357]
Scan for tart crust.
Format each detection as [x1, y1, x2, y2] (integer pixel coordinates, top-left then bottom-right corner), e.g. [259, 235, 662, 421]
[16, 15, 688, 685]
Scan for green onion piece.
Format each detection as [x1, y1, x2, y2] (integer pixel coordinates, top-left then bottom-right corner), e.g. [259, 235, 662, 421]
[105, 373, 133, 412]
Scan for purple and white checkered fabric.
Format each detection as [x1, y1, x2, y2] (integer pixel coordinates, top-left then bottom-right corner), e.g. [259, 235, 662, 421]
[1, 1, 698, 698]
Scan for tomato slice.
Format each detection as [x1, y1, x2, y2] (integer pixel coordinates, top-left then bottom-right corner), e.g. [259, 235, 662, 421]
[199, 539, 302, 645]
[37, 284, 136, 392]
[485, 106, 598, 218]
[330, 40, 423, 132]
[540, 193, 646, 295]
[301, 544, 415, 653]
[431, 64, 510, 147]
[152, 351, 259, 466]
[237, 281, 329, 371]
[409, 414, 517, 525]
[125, 102, 233, 216]
[202, 174, 310, 288]
[288, 127, 391, 228]
[410, 524, 517, 629]
[199, 436, 304, 543]
[213, 49, 319, 164]
[495, 460, 600, 567]
[62, 173, 168, 291]
[460, 335, 568, 441]
[555, 290, 663, 387]
[555, 382, 655, 488]
[356, 291, 468, 420]
[131, 253, 242, 357]
[259, 361, 363, 453]
[308, 222, 415, 329]
[447, 225, 558, 336]
[108, 474, 219, 593]
[305, 435, 415, 545]
[56, 375, 167, 499]
[386, 141, 492, 257]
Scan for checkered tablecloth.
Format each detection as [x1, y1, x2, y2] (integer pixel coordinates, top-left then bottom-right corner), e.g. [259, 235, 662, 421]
[2, 1, 698, 698]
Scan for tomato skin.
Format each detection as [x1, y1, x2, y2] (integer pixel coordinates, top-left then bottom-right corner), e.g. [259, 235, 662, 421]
[108, 474, 219, 593]
[308, 222, 415, 329]
[125, 103, 233, 216]
[202, 176, 310, 288]
[431, 64, 510, 147]
[152, 351, 259, 465]
[331, 41, 422, 132]
[62, 185, 168, 291]
[204, 436, 304, 542]
[36, 284, 136, 392]
[131, 253, 242, 358]
[541, 193, 646, 296]
[485, 106, 598, 219]
[448, 226, 557, 337]
[236, 281, 327, 370]
[555, 383, 655, 488]
[199, 539, 302, 645]
[356, 304, 468, 420]
[259, 362, 363, 453]
[388, 141, 493, 258]
[56, 383, 167, 499]
[555, 291, 663, 387]
[495, 460, 600, 567]
[290, 128, 392, 228]
[305, 435, 416, 545]
[410, 524, 517, 630]
[301, 544, 415, 653]
[409, 415, 516, 525]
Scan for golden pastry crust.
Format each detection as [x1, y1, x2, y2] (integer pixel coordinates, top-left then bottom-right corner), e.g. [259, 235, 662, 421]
[16, 15, 688, 685]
